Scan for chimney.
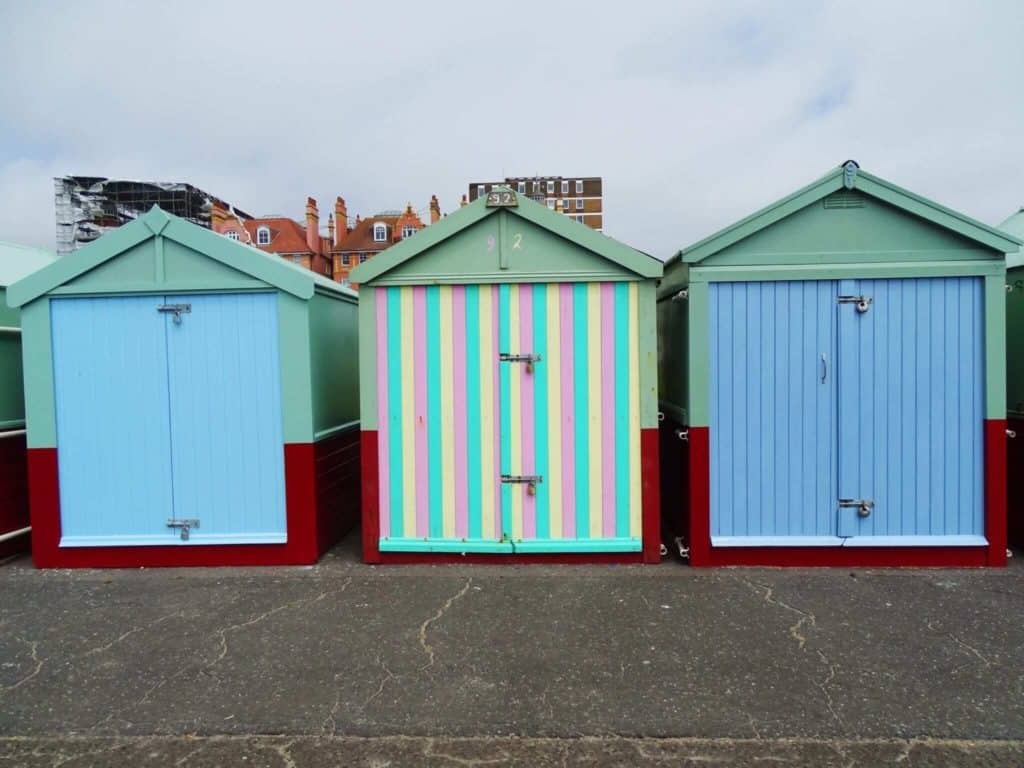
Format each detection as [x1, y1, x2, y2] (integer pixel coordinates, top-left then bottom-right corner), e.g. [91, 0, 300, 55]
[334, 196, 348, 245]
[327, 213, 335, 246]
[429, 195, 441, 224]
[459, 194, 468, 208]
[305, 197, 319, 254]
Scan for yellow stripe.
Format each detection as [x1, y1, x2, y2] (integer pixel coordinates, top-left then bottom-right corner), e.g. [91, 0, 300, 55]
[628, 282, 641, 538]
[546, 284, 562, 539]
[479, 287, 495, 540]
[509, 284, 522, 541]
[399, 286, 416, 537]
[587, 282, 602, 538]
[439, 285, 456, 538]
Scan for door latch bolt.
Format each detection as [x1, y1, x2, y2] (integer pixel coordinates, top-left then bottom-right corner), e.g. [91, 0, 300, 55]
[167, 518, 200, 540]
[839, 499, 874, 518]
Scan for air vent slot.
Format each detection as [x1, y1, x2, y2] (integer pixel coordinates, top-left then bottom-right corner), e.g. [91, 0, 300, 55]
[823, 190, 865, 210]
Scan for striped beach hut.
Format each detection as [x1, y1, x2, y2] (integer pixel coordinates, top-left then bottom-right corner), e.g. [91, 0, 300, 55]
[350, 187, 663, 563]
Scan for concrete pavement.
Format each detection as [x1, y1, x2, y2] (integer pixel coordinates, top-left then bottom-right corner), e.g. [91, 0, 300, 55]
[2, 534, 1023, 765]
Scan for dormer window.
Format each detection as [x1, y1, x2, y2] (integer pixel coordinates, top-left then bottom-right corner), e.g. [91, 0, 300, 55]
[373, 223, 388, 242]
[401, 225, 416, 239]
[226, 230, 239, 241]
[256, 226, 271, 245]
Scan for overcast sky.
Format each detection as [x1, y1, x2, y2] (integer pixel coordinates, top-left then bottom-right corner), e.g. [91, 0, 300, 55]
[0, 1, 1021, 258]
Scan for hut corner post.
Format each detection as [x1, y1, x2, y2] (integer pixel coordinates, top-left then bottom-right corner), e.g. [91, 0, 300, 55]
[985, 418, 1008, 566]
[361, 430, 381, 563]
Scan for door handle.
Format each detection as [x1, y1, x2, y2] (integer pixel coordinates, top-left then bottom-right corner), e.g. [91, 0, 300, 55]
[821, 353, 827, 383]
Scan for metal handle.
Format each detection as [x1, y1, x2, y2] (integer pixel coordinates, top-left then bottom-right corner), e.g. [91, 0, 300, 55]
[821, 353, 827, 383]
[1009, 429, 1017, 439]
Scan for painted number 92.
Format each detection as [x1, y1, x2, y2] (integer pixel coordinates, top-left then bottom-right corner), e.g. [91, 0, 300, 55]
[485, 190, 518, 207]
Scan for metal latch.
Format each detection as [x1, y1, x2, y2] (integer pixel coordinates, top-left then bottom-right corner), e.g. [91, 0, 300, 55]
[167, 518, 200, 540]
[501, 474, 543, 496]
[838, 295, 872, 313]
[675, 428, 689, 442]
[158, 304, 192, 324]
[839, 499, 874, 518]
[499, 352, 542, 373]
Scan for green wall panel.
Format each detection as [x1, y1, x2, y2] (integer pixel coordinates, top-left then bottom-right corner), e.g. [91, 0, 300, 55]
[277, 293, 313, 444]
[0, 287, 24, 426]
[358, 288, 378, 430]
[1008, 267, 1024, 415]
[21, 298, 56, 448]
[656, 289, 688, 424]
[372, 212, 635, 286]
[309, 292, 360, 437]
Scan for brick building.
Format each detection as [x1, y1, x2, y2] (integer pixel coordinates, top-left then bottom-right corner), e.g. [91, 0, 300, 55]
[331, 195, 442, 287]
[211, 198, 333, 278]
[467, 175, 603, 231]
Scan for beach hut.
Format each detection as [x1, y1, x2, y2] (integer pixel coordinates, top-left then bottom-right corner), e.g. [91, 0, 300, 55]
[659, 161, 1019, 567]
[8, 206, 360, 568]
[1000, 207, 1024, 546]
[1, 242, 55, 558]
[350, 187, 663, 563]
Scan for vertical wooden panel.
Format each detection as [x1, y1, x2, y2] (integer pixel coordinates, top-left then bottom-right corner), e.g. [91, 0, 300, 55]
[165, 292, 286, 543]
[375, 289, 390, 538]
[709, 281, 838, 542]
[51, 296, 174, 544]
[837, 277, 984, 540]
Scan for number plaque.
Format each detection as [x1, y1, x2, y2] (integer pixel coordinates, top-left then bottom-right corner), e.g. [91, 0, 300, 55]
[485, 189, 518, 208]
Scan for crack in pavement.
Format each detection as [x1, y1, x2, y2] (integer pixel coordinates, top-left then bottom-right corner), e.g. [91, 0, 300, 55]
[82, 610, 186, 658]
[2, 637, 43, 693]
[423, 736, 511, 765]
[363, 654, 397, 708]
[735, 576, 842, 727]
[949, 633, 992, 667]
[418, 578, 473, 671]
[269, 738, 298, 768]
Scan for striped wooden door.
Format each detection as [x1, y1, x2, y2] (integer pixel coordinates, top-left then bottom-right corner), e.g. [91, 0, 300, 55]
[376, 282, 642, 553]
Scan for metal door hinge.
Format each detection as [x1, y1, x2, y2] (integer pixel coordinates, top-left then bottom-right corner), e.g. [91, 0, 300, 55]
[838, 499, 874, 518]
[501, 474, 543, 496]
[837, 295, 872, 313]
[158, 304, 192, 324]
[167, 518, 200, 540]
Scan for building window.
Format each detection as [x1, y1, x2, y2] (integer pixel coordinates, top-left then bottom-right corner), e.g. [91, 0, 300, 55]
[342, 254, 351, 266]
[477, 184, 485, 198]
[546, 180, 554, 193]
[373, 223, 387, 242]
[577, 215, 585, 223]
[225, 230, 239, 241]
[517, 181, 525, 193]
[561, 180, 569, 194]
[292, 255, 302, 264]
[402, 225, 416, 239]
[576, 180, 583, 194]
[547, 199, 555, 209]
[359, 254, 367, 263]
[532, 181, 540, 193]
[576, 199, 583, 210]
[256, 226, 270, 245]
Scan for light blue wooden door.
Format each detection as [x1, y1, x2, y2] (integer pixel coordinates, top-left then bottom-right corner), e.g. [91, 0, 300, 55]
[837, 278, 985, 543]
[709, 281, 838, 544]
[163, 293, 286, 544]
[51, 296, 175, 545]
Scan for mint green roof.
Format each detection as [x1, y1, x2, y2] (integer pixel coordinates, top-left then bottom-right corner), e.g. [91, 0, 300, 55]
[349, 188, 661, 285]
[674, 163, 1022, 265]
[1000, 209, 1024, 269]
[8, 206, 356, 307]
[0, 241, 56, 288]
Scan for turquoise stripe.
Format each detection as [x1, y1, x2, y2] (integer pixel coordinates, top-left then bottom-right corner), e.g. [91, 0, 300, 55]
[498, 284, 511, 540]
[614, 283, 630, 537]
[426, 285, 442, 539]
[573, 283, 589, 539]
[465, 286, 482, 540]
[386, 287, 404, 537]
[533, 283, 550, 539]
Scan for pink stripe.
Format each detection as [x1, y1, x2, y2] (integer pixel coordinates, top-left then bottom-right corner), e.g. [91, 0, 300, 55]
[452, 287, 469, 538]
[376, 288, 390, 538]
[492, 285, 502, 539]
[413, 286, 429, 538]
[600, 283, 617, 537]
[520, 286, 536, 539]
[559, 283, 576, 539]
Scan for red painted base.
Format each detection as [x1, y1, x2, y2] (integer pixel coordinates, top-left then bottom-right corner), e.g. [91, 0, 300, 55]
[361, 428, 662, 565]
[0, 433, 30, 559]
[1009, 417, 1024, 548]
[28, 427, 361, 569]
[674, 419, 1006, 568]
